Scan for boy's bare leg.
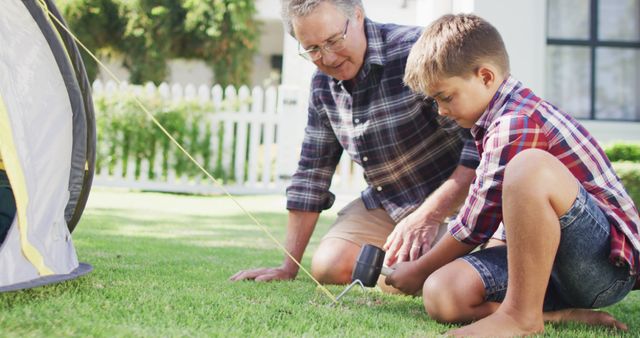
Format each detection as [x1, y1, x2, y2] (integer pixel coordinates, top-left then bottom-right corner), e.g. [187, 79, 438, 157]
[423, 259, 500, 323]
[424, 257, 626, 331]
[448, 149, 581, 337]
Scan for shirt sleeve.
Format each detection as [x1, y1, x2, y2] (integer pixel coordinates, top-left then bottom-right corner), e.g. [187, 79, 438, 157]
[285, 95, 343, 212]
[449, 115, 548, 245]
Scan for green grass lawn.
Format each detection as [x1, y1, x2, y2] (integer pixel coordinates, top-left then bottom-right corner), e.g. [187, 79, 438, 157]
[1, 188, 638, 337]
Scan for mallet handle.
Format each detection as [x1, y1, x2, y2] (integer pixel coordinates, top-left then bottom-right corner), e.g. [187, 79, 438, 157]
[381, 266, 394, 276]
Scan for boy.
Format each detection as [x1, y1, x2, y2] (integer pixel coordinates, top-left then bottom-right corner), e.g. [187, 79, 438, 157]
[386, 14, 640, 336]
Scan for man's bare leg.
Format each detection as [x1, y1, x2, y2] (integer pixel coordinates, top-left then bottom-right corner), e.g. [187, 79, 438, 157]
[448, 149, 581, 337]
[311, 238, 360, 284]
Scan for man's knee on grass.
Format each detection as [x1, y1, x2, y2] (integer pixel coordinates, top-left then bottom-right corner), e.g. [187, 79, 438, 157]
[311, 239, 359, 284]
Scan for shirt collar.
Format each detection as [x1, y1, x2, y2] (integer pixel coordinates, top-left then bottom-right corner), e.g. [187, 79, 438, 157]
[363, 18, 385, 68]
[471, 75, 521, 135]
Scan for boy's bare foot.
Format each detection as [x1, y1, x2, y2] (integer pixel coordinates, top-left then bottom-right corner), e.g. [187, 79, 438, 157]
[544, 308, 628, 331]
[446, 309, 627, 337]
[446, 311, 543, 337]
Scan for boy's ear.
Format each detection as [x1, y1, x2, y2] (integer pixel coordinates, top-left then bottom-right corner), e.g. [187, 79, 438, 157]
[477, 66, 495, 87]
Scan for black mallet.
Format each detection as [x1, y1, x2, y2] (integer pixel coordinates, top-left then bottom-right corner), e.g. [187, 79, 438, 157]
[352, 244, 395, 286]
[335, 244, 395, 302]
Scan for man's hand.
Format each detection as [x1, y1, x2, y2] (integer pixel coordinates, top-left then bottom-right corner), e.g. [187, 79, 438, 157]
[229, 266, 297, 282]
[384, 260, 426, 295]
[383, 165, 476, 267]
[383, 210, 440, 266]
[229, 210, 319, 283]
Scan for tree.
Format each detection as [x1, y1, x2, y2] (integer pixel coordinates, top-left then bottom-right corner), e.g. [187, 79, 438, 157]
[59, 0, 259, 86]
[59, 0, 125, 81]
[182, 0, 259, 86]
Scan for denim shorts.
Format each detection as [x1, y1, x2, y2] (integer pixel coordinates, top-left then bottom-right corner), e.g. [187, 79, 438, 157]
[461, 185, 637, 311]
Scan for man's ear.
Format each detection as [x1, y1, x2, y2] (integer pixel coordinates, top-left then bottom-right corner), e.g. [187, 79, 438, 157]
[355, 6, 365, 23]
[477, 66, 496, 87]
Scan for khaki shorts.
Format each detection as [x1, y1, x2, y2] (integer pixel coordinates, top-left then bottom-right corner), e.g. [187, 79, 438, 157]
[321, 197, 449, 250]
[321, 198, 396, 248]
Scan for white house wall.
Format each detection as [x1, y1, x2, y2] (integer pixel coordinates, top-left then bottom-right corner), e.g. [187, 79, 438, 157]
[471, 0, 547, 96]
[168, 59, 213, 87]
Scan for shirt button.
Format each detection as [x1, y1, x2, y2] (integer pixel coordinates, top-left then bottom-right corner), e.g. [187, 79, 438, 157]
[376, 186, 382, 192]
[354, 118, 360, 124]
[362, 156, 368, 162]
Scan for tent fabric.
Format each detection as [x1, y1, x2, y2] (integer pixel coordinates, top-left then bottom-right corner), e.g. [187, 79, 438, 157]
[0, 263, 93, 293]
[23, 0, 96, 232]
[0, 0, 94, 291]
[0, 94, 55, 277]
[41, 0, 96, 231]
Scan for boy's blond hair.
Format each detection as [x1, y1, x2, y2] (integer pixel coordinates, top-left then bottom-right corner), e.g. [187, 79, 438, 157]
[404, 14, 510, 95]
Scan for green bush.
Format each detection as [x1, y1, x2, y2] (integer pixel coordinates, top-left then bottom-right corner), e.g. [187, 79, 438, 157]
[604, 142, 640, 163]
[613, 162, 640, 209]
[95, 91, 226, 181]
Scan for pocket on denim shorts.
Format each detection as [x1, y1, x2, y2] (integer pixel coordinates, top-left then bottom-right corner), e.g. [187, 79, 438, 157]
[591, 274, 636, 308]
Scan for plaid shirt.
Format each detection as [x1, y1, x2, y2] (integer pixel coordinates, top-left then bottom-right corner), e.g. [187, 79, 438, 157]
[449, 76, 640, 273]
[286, 19, 479, 222]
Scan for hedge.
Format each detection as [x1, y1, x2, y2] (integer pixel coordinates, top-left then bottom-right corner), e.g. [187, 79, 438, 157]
[604, 142, 640, 163]
[613, 162, 640, 209]
[95, 92, 219, 181]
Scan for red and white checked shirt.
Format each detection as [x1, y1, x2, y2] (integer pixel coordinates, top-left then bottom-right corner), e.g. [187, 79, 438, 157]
[449, 76, 640, 274]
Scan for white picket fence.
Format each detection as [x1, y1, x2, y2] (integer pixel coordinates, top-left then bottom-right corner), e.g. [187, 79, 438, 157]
[92, 80, 366, 195]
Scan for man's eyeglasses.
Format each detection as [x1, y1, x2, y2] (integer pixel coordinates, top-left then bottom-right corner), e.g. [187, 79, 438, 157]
[298, 19, 349, 61]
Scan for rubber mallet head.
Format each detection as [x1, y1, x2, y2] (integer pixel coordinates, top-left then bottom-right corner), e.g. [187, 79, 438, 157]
[351, 244, 394, 287]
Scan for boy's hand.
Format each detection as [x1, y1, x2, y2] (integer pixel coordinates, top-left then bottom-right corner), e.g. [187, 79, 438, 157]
[385, 234, 477, 296]
[384, 261, 426, 296]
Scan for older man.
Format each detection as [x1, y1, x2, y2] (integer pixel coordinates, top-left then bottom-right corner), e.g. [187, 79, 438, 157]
[230, 0, 478, 288]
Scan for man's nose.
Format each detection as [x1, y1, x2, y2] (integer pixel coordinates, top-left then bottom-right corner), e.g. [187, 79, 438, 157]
[321, 50, 339, 66]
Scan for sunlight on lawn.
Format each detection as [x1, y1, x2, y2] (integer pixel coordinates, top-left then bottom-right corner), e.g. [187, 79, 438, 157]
[87, 187, 291, 217]
[83, 187, 354, 249]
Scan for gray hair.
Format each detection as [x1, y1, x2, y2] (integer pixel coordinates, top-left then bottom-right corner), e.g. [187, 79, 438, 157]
[281, 0, 364, 37]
